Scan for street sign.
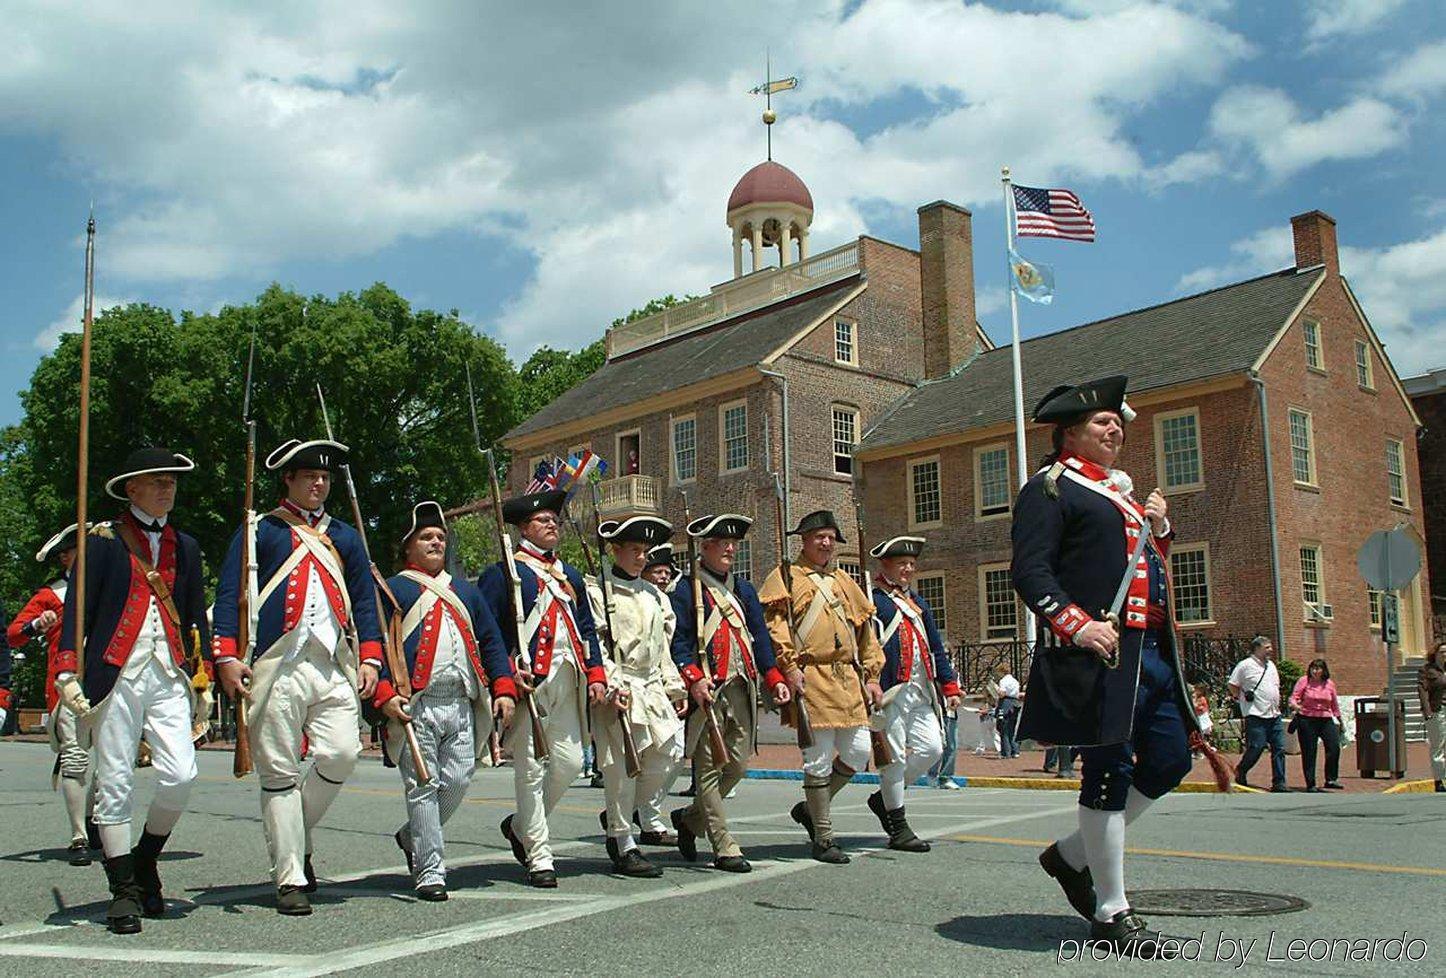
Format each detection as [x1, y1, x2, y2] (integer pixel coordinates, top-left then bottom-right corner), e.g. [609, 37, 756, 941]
[1356, 528, 1422, 592]
[1382, 593, 1400, 645]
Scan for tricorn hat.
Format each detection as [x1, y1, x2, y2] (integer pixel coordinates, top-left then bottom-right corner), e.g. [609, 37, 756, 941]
[501, 490, 568, 526]
[598, 515, 673, 546]
[104, 446, 196, 500]
[644, 543, 675, 571]
[685, 514, 753, 540]
[1031, 375, 1136, 425]
[36, 522, 86, 562]
[786, 509, 846, 542]
[869, 535, 925, 560]
[402, 500, 447, 542]
[265, 439, 349, 473]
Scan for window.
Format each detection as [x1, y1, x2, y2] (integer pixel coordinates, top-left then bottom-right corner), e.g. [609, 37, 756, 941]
[733, 538, 752, 583]
[1367, 588, 1383, 629]
[1300, 544, 1324, 609]
[839, 559, 863, 589]
[1303, 319, 1323, 371]
[916, 573, 948, 636]
[1170, 544, 1212, 624]
[1154, 409, 1203, 492]
[977, 565, 1015, 641]
[831, 405, 859, 475]
[1386, 439, 1407, 506]
[834, 317, 857, 365]
[1355, 340, 1374, 390]
[975, 443, 1011, 518]
[670, 415, 696, 484]
[909, 457, 942, 527]
[720, 401, 749, 472]
[1288, 409, 1316, 485]
[614, 432, 639, 476]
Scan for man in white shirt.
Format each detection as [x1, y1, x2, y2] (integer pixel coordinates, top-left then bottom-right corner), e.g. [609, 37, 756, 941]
[1228, 635, 1286, 791]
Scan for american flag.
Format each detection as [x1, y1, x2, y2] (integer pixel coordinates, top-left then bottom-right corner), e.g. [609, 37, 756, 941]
[1012, 185, 1096, 242]
[525, 458, 558, 493]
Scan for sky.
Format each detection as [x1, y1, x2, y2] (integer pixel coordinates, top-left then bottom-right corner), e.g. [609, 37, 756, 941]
[2, 0, 1444, 426]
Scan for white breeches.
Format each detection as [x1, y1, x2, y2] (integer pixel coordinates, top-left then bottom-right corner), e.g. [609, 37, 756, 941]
[801, 726, 870, 778]
[879, 684, 943, 809]
[93, 657, 196, 827]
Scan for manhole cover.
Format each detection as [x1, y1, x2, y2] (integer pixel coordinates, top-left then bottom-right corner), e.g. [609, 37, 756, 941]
[1130, 889, 1310, 917]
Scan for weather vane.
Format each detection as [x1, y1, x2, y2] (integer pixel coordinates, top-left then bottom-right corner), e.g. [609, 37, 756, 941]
[748, 50, 798, 161]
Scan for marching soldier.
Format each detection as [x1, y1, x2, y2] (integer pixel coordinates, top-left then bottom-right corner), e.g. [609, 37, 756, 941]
[586, 515, 686, 878]
[212, 439, 384, 916]
[868, 536, 962, 852]
[642, 543, 677, 591]
[479, 489, 608, 888]
[56, 447, 211, 934]
[759, 509, 882, 865]
[668, 514, 789, 873]
[1014, 376, 1199, 958]
[377, 501, 517, 901]
[8, 523, 99, 865]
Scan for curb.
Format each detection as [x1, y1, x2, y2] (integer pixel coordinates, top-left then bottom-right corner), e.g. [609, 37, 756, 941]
[1383, 780, 1437, 794]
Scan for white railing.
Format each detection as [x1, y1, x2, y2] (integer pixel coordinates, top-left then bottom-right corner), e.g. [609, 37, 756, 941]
[606, 241, 860, 359]
[597, 474, 662, 516]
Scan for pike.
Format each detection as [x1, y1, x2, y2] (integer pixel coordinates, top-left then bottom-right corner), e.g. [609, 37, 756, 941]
[316, 384, 429, 784]
[678, 489, 732, 766]
[468, 366, 550, 760]
[581, 478, 643, 779]
[850, 486, 893, 770]
[232, 307, 260, 778]
[72, 211, 95, 693]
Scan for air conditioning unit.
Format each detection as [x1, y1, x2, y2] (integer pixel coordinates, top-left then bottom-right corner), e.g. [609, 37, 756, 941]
[1305, 601, 1334, 622]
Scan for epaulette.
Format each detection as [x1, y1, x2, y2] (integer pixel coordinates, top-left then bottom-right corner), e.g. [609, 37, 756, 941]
[89, 522, 115, 539]
[1043, 461, 1067, 499]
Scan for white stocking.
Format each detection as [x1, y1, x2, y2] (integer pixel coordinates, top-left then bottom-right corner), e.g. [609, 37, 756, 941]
[1078, 806, 1127, 922]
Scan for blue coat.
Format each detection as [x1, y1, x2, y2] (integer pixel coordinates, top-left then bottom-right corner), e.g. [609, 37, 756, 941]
[212, 510, 382, 665]
[477, 557, 605, 683]
[374, 571, 516, 706]
[870, 585, 960, 696]
[669, 570, 783, 689]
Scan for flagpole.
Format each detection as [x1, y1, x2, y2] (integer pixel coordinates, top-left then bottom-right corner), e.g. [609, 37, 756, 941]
[1001, 166, 1037, 647]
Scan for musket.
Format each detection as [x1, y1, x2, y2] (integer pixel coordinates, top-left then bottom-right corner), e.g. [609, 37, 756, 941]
[678, 490, 737, 766]
[73, 212, 95, 691]
[581, 479, 643, 779]
[232, 313, 259, 778]
[317, 385, 429, 783]
[769, 471, 815, 750]
[466, 364, 549, 759]
[851, 491, 893, 769]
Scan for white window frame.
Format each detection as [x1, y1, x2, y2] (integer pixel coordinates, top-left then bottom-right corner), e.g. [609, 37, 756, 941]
[718, 399, 749, 474]
[1300, 542, 1329, 622]
[915, 571, 948, 638]
[833, 316, 858, 366]
[669, 414, 697, 485]
[734, 538, 753, 583]
[976, 563, 1016, 642]
[1367, 587, 1383, 631]
[1169, 542, 1214, 627]
[1386, 438, 1408, 508]
[1303, 318, 1324, 372]
[1153, 407, 1204, 494]
[973, 442, 1012, 520]
[1355, 340, 1375, 391]
[838, 558, 864, 590]
[831, 404, 860, 476]
[907, 455, 943, 529]
[1288, 408, 1318, 487]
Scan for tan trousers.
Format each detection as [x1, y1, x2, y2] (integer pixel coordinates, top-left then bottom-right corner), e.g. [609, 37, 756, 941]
[680, 678, 753, 858]
[1428, 709, 1446, 781]
[504, 659, 584, 872]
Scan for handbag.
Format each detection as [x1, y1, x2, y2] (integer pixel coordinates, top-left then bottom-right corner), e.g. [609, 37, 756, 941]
[1285, 714, 1299, 735]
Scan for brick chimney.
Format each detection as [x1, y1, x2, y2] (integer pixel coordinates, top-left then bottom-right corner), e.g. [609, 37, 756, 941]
[1291, 210, 1339, 277]
[918, 201, 977, 380]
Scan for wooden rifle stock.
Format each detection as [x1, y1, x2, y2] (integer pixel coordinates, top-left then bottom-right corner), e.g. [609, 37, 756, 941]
[679, 492, 731, 766]
[771, 484, 814, 750]
[852, 500, 892, 769]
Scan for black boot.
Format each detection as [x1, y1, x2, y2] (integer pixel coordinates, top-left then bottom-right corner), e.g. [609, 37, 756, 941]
[599, 811, 620, 863]
[302, 854, 318, 893]
[867, 791, 930, 853]
[1436, 780, 1445, 793]
[612, 848, 663, 879]
[670, 808, 698, 862]
[789, 801, 815, 841]
[276, 885, 312, 916]
[131, 830, 168, 918]
[102, 854, 143, 935]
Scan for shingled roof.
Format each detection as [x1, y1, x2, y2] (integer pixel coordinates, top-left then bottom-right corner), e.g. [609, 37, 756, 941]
[506, 276, 861, 441]
[860, 266, 1324, 454]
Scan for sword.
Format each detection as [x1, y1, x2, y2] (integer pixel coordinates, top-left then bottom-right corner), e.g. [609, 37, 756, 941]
[1100, 512, 1153, 670]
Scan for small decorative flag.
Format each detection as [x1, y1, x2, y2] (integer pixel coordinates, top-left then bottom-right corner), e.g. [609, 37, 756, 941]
[1009, 248, 1054, 304]
[1013, 185, 1096, 242]
[525, 458, 558, 493]
[562, 450, 609, 498]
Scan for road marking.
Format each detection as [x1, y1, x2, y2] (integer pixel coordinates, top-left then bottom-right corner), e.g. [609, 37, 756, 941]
[949, 833, 1446, 877]
[0, 944, 308, 966]
[447, 891, 596, 902]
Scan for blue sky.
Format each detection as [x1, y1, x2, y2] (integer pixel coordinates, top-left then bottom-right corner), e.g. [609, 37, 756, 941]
[2, 0, 1444, 426]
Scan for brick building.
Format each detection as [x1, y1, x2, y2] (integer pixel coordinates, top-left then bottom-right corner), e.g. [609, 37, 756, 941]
[1404, 368, 1446, 622]
[856, 211, 1428, 694]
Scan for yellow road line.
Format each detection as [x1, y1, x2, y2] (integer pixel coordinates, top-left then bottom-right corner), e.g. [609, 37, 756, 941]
[948, 833, 1446, 877]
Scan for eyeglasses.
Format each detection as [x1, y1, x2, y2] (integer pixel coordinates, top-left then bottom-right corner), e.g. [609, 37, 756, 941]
[529, 516, 560, 527]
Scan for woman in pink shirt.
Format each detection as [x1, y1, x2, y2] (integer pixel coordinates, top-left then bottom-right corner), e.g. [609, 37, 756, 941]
[1289, 658, 1343, 792]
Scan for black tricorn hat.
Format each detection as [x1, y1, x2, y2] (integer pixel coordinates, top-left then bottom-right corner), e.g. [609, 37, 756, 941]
[1031, 375, 1135, 425]
[598, 515, 673, 546]
[36, 522, 86, 562]
[265, 439, 349, 473]
[402, 500, 447, 542]
[644, 543, 675, 570]
[104, 446, 196, 500]
[501, 490, 568, 526]
[787, 509, 846, 541]
[869, 535, 925, 560]
[685, 514, 753, 540]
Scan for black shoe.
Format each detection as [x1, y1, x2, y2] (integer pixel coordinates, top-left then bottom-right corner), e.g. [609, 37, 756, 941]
[132, 830, 169, 918]
[713, 855, 751, 873]
[810, 842, 849, 865]
[67, 840, 92, 867]
[588, 773, 605, 789]
[1306, 786, 1323, 793]
[1233, 766, 1249, 789]
[612, 848, 663, 878]
[276, 885, 312, 916]
[302, 854, 318, 893]
[599, 811, 620, 862]
[1435, 780, 1445, 793]
[790, 801, 815, 842]
[1039, 843, 1097, 920]
[1324, 781, 1345, 790]
[415, 883, 448, 902]
[867, 792, 930, 853]
[527, 869, 558, 889]
[102, 854, 143, 935]
[501, 815, 527, 866]
[679, 784, 696, 798]
[670, 808, 697, 862]
[637, 829, 677, 846]
[395, 829, 415, 876]
[86, 817, 102, 851]
[1270, 784, 1290, 793]
[1088, 909, 1176, 959]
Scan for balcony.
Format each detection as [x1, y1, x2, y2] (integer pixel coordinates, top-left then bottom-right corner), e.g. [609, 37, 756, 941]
[605, 241, 861, 359]
[596, 474, 663, 517]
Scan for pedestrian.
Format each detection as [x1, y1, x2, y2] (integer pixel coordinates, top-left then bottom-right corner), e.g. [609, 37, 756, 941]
[930, 702, 960, 789]
[1229, 636, 1287, 792]
[1015, 375, 1215, 958]
[58, 447, 211, 934]
[1043, 745, 1077, 778]
[1418, 642, 1446, 793]
[213, 439, 384, 916]
[378, 501, 518, 901]
[994, 663, 1021, 758]
[1288, 657, 1342, 792]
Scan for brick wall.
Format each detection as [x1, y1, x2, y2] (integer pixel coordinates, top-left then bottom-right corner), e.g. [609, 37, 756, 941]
[1409, 387, 1446, 619]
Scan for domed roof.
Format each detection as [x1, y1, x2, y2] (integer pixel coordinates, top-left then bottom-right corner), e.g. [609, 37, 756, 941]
[727, 161, 813, 215]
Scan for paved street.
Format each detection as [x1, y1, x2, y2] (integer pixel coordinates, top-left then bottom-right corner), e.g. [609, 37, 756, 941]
[0, 740, 1441, 976]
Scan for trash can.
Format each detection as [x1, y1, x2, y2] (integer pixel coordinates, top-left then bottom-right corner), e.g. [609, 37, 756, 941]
[1354, 697, 1407, 779]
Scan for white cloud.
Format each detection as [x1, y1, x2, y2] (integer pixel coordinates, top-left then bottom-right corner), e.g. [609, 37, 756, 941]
[1377, 39, 1446, 101]
[1303, 0, 1407, 42]
[1175, 226, 1294, 293]
[1207, 86, 1407, 178]
[33, 293, 134, 351]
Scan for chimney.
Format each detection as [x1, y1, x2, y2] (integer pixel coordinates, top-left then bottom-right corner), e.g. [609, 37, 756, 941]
[917, 201, 977, 380]
[1291, 210, 1339, 277]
